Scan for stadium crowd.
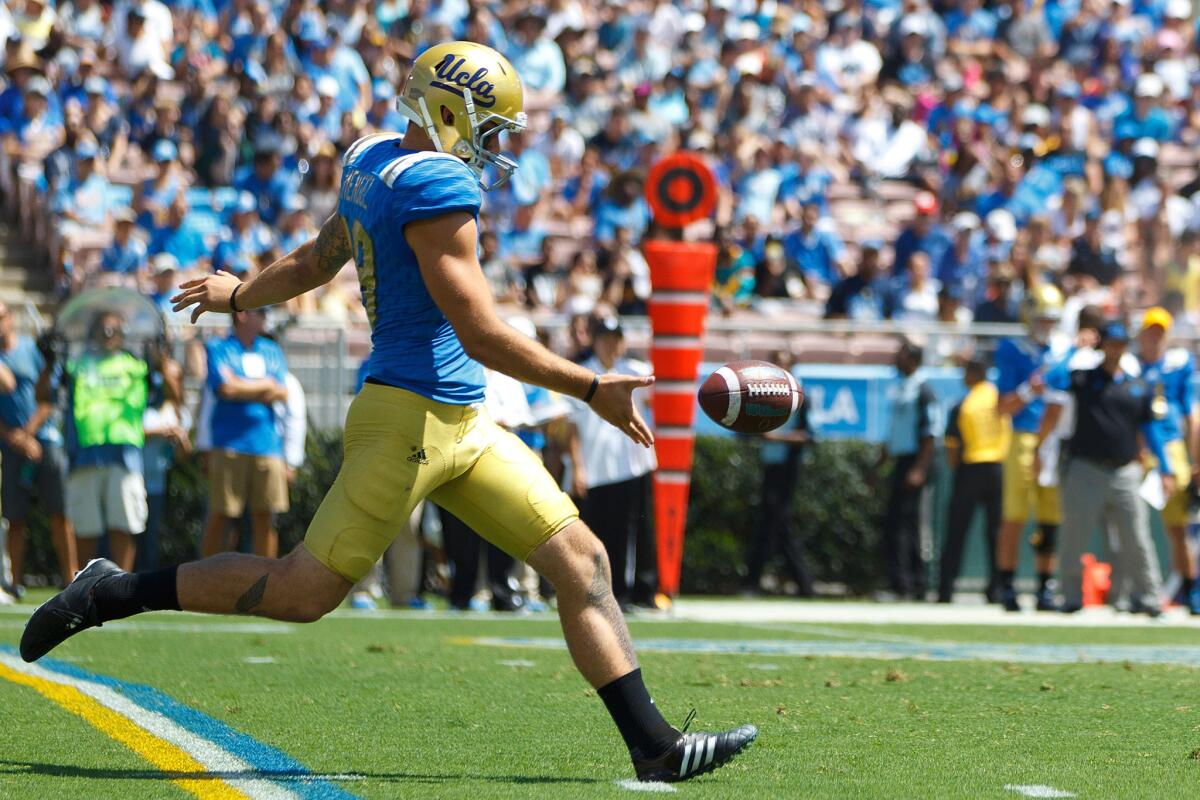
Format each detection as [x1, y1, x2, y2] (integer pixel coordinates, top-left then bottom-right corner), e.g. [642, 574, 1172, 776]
[1, 0, 1200, 325]
[2, 0, 1200, 615]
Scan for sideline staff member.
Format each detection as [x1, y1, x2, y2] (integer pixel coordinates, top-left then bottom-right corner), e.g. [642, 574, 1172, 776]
[1039, 322, 1168, 615]
[938, 355, 1010, 603]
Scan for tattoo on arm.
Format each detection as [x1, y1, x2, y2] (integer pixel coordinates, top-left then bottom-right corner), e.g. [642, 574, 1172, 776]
[586, 551, 637, 667]
[314, 214, 352, 277]
[235, 574, 269, 615]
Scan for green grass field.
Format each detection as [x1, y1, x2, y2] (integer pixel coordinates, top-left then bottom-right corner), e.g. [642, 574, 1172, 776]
[2, 595, 1199, 799]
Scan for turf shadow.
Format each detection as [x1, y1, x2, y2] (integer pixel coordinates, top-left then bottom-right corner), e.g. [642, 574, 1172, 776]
[0, 760, 603, 786]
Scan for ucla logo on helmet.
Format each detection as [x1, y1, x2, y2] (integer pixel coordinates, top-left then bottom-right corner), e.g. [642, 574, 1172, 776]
[431, 53, 497, 108]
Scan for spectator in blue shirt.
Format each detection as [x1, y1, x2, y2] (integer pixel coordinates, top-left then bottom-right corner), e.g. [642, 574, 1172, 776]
[0, 304, 73, 593]
[201, 309, 290, 559]
[133, 139, 184, 230]
[1115, 74, 1174, 142]
[235, 144, 296, 226]
[99, 208, 148, 276]
[214, 192, 275, 270]
[148, 195, 209, 270]
[0, 75, 63, 153]
[892, 191, 952, 275]
[508, 12, 566, 100]
[593, 171, 650, 245]
[783, 202, 847, 287]
[366, 80, 406, 131]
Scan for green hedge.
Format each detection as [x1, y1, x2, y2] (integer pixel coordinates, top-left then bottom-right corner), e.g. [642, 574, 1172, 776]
[19, 431, 889, 595]
[683, 437, 887, 594]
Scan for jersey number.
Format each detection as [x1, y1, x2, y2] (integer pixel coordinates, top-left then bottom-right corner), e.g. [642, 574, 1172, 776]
[346, 218, 378, 327]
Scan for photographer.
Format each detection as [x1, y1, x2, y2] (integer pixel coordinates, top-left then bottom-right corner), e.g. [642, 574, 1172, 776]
[61, 311, 180, 570]
[0, 303, 74, 596]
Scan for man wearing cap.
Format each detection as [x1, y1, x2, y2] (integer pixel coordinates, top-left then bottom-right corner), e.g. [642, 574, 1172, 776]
[1039, 322, 1168, 615]
[100, 207, 148, 276]
[214, 191, 275, 271]
[1117, 74, 1174, 142]
[134, 139, 182, 229]
[147, 253, 182, 317]
[50, 139, 109, 239]
[201, 308, 289, 559]
[937, 212, 986, 303]
[892, 191, 951, 276]
[563, 316, 656, 610]
[1133, 307, 1200, 614]
[276, 194, 315, 255]
[311, 75, 343, 139]
[993, 284, 1071, 611]
[366, 80, 406, 131]
[0, 74, 63, 155]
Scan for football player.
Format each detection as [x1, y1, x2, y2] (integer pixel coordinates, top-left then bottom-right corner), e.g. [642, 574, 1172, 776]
[993, 284, 1070, 612]
[22, 43, 756, 782]
[1134, 307, 1200, 614]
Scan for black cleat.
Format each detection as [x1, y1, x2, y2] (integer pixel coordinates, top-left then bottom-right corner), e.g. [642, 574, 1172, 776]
[20, 559, 123, 662]
[1035, 588, 1058, 612]
[632, 715, 757, 783]
[1000, 586, 1021, 613]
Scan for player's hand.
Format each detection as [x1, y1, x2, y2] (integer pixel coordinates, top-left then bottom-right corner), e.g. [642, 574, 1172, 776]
[589, 373, 655, 448]
[905, 465, 925, 489]
[171, 271, 243, 323]
[1162, 473, 1177, 499]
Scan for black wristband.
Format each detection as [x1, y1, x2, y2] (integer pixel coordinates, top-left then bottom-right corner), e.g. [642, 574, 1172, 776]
[583, 374, 600, 404]
[229, 282, 242, 313]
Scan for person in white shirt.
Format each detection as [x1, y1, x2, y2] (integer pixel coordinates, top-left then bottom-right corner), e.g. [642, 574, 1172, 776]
[565, 316, 656, 609]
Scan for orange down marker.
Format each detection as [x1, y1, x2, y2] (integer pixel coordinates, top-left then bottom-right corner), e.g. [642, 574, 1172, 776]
[643, 153, 718, 597]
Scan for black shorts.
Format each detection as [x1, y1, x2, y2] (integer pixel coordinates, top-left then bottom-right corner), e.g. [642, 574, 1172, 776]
[1, 443, 68, 522]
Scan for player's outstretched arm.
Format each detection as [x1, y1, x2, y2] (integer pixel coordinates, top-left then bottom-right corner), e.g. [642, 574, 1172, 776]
[172, 214, 352, 322]
[408, 212, 654, 447]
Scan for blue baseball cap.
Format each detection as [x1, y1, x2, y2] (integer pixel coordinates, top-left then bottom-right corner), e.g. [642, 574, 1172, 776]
[1101, 322, 1130, 342]
[76, 140, 99, 159]
[151, 139, 177, 162]
[83, 75, 108, 96]
[1058, 81, 1081, 100]
[235, 191, 257, 214]
[1104, 152, 1133, 179]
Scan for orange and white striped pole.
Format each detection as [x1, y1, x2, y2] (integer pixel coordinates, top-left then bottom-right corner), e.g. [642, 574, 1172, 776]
[642, 153, 718, 598]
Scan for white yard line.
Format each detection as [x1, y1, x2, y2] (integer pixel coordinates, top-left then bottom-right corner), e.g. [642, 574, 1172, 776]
[1005, 784, 1076, 798]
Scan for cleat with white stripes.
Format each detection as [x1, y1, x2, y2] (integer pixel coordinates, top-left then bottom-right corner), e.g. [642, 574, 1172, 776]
[19, 558, 123, 663]
[631, 719, 758, 783]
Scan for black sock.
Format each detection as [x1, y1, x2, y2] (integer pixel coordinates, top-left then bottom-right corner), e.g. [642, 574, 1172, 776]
[94, 566, 180, 623]
[999, 570, 1015, 590]
[598, 668, 679, 757]
[1183, 577, 1195, 595]
[1038, 573, 1053, 594]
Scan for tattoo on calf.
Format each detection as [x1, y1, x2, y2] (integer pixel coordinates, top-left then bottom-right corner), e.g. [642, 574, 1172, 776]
[586, 551, 637, 665]
[235, 574, 269, 614]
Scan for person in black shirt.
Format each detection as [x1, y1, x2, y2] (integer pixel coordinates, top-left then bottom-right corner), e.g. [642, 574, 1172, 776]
[743, 350, 815, 596]
[825, 241, 893, 320]
[1037, 322, 1167, 614]
[1066, 211, 1121, 286]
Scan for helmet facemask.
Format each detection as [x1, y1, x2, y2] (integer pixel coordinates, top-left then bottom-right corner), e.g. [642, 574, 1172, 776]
[400, 84, 527, 191]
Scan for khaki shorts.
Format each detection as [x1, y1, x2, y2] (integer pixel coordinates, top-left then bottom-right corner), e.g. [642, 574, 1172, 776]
[208, 451, 290, 517]
[304, 382, 579, 583]
[68, 465, 148, 537]
[1161, 438, 1192, 527]
[1002, 432, 1062, 525]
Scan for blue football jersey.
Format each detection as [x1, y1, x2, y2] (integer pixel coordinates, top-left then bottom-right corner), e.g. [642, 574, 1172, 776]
[338, 135, 485, 405]
[994, 336, 1065, 433]
[1139, 348, 1194, 444]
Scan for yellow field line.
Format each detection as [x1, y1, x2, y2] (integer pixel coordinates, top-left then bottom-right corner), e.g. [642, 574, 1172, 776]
[0, 663, 249, 800]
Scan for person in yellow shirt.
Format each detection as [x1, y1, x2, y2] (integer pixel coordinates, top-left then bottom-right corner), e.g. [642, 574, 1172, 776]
[938, 355, 1012, 603]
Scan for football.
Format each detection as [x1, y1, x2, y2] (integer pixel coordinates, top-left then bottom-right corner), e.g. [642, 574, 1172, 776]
[698, 360, 803, 434]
